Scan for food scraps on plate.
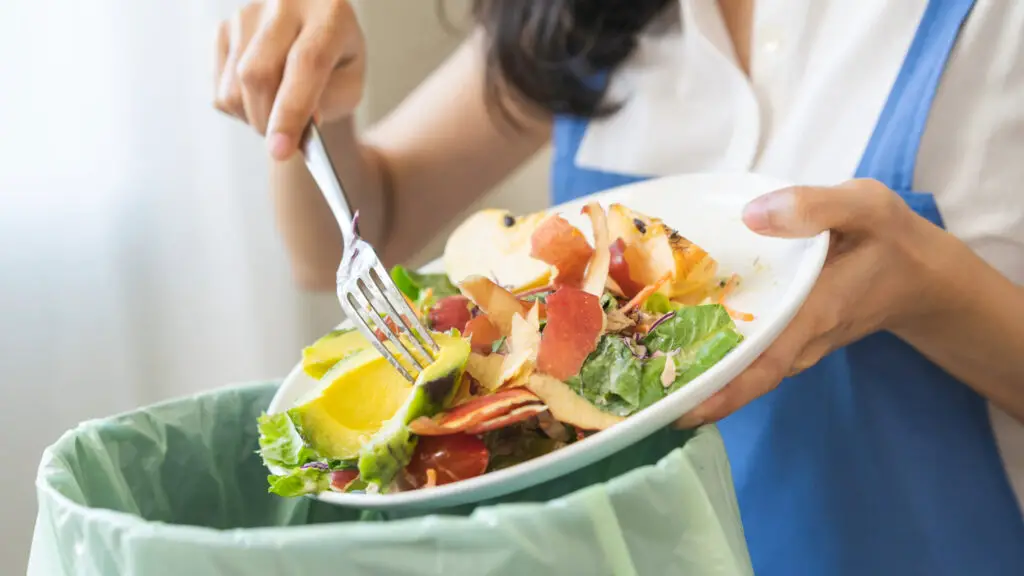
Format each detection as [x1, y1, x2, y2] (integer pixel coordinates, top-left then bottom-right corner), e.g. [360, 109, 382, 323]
[258, 203, 750, 497]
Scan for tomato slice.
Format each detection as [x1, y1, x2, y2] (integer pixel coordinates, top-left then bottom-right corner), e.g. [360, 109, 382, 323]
[330, 469, 360, 491]
[405, 434, 489, 488]
[428, 296, 473, 333]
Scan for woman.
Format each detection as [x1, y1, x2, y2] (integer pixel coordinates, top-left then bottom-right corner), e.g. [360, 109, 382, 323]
[214, 1, 1024, 574]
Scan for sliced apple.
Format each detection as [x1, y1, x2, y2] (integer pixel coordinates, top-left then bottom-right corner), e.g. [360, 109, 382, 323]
[536, 287, 604, 381]
[581, 203, 611, 297]
[407, 387, 543, 436]
[458, 275, 531, 336]
[444, 209, 553, 288]
[606, 204, 718, 298]
[530, 215, 594, 287]
[526, 374, 624, 430]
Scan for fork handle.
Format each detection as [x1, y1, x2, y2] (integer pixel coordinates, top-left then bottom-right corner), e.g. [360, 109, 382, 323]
[300, 123, 357, 246]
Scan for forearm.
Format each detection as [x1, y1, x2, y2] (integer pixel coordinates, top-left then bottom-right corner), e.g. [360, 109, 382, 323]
[894, 233, 1024, 422]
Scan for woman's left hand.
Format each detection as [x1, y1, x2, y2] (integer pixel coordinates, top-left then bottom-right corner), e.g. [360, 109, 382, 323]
[677, 178, 945, 427]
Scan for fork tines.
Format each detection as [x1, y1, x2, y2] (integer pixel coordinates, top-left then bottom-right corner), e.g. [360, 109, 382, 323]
[340, 263, 441, 383]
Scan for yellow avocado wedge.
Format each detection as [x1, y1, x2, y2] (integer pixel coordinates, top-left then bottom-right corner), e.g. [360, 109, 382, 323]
[301, 328, 371, 380]
[291, 331, 469, 462]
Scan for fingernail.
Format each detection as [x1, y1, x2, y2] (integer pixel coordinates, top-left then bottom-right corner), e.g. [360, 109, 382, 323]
[743, 190, 795, 234]
[267, 133, 292, 161]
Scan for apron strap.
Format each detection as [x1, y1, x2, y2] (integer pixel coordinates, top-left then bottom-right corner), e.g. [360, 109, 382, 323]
[854, 0, 976, 190]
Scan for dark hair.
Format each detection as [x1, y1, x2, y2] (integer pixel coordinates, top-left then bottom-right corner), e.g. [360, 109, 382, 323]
[471, 0, 672, 122]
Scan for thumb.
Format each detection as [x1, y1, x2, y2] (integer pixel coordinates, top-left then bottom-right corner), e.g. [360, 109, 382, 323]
[741, 179, 890, 238]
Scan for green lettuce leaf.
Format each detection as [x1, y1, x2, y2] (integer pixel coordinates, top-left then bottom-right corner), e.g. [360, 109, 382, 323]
[569, 304, 744, 416]
[643, 304, 744, 393]
[257, 412, 318, 468]
[574, 336, 644, 416]
[390, 266, 460, 301]
[267, 467, 331, 498]
[643, 304, 738, 353]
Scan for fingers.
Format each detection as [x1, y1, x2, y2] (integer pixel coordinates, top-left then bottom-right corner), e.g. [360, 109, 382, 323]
[237, 11, 301, 135]
[213, 21, 231, 115]
[675, 296, 835, 428]
[266, 17, 353, 160]
[742, 179, 901, 238]
[216, 5, 261, 121]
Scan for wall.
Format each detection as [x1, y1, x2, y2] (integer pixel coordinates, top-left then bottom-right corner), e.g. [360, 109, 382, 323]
[354, 0, 552, 266]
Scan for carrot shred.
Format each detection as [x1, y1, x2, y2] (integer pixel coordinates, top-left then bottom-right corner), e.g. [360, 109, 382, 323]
[425, 468, 438, 488]
[724, 305, 755, 322]
[716, 274, 755, 321]
[716, 274, 741, 304]
[619, 272, 672, 313]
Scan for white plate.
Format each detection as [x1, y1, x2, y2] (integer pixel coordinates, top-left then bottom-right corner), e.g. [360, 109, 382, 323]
[267, 172, 829, 511]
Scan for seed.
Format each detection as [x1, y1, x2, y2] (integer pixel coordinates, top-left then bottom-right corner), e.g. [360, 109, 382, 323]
[503, 214, 516, 227]
[633, 218, 647, 233]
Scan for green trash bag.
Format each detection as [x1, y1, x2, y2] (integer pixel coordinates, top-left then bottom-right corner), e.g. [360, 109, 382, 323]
[29, 381, 753, 576]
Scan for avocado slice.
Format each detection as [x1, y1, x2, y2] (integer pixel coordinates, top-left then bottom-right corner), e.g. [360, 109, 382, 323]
[291, 346, 415, 460]
[358, 333, 471, 490]
[301, 328, 370, 379]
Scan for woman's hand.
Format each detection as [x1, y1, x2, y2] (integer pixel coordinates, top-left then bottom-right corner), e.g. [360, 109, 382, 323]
[214, 0, 366, 160]
[677, 179, 946, 427]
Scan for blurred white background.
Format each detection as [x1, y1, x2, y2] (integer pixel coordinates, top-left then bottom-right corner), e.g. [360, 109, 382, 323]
[0, 0, 549, 572]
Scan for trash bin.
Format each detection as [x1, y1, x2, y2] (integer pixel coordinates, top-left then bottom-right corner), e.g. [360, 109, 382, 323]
[29, 381, 753, 576]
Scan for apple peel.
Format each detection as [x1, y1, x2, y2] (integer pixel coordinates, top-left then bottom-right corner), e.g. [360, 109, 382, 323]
[581, 203, 611, 297]
[459, 275, 531, 336]
[466, 352, 504, 391]
[609, 237, 646, 298]
[536, 288, 604, 381]
[464, 404, 549, 434]
[530, 215, 594, 287]
[408, 387, 542, 436]
[499, 304, 542, 385]
[465, 315, 502, 354]
[526, 374, 624, 431]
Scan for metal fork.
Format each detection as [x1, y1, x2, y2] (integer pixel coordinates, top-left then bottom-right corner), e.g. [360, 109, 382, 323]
[299, 123, 440, 382]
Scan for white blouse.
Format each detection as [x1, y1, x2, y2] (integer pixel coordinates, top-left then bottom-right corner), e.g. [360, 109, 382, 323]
[576, 0, 1024, 510]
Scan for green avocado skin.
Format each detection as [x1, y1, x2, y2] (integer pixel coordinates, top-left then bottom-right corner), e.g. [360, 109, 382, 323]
[357, 341, 468, 490]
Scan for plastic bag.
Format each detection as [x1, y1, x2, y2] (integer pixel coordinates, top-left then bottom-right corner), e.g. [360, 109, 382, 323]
[29, 381, 752, 576]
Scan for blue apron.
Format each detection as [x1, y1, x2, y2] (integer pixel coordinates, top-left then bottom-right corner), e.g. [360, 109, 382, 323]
[550, 1, 1024, 574]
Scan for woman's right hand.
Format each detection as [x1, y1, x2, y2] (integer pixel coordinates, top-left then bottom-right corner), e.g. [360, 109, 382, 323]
[214, 0, 366, 160]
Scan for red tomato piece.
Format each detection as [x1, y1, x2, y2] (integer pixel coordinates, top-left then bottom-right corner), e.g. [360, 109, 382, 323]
[405, 434, 489, 488]
[330, 469, 360, 492]
[428, 296, 473, 333]
[536, 287, 604, 380]
[609, 238, 646, 298]
[530, 216, 594, 287]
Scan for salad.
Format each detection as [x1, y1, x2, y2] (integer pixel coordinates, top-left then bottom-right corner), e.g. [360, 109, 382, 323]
[258, 203, 751, 497]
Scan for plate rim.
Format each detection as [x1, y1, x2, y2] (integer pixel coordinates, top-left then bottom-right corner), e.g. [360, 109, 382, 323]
[267, 171, 830, 510]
